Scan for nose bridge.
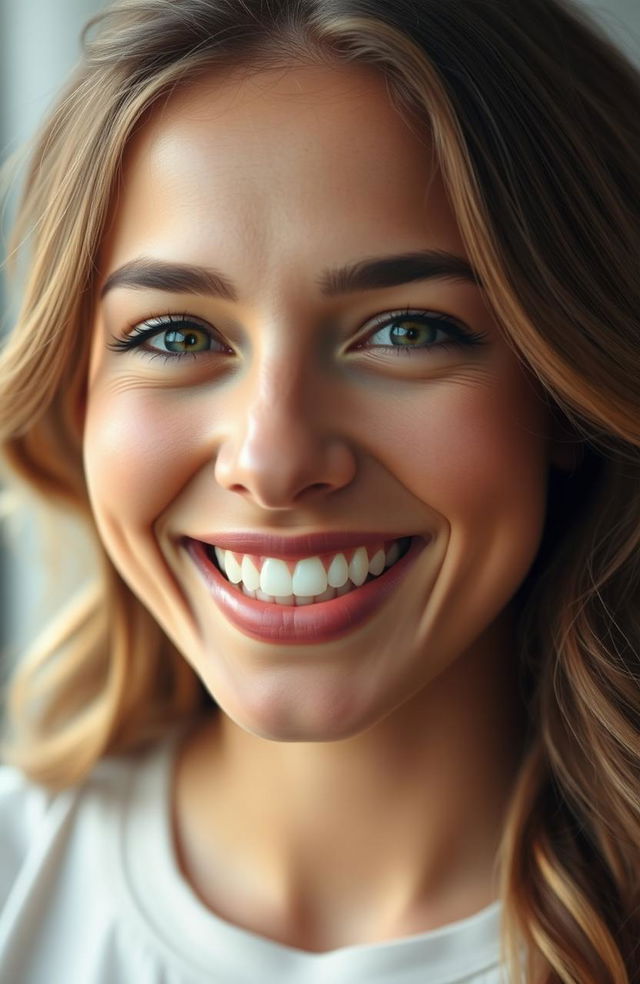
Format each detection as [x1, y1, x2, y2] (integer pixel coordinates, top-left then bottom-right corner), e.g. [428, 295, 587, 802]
[247, 328, 318, 428]
[214, 339, 356, 508]
[256, 343, 306, 414]
[243, 353, 311, 462]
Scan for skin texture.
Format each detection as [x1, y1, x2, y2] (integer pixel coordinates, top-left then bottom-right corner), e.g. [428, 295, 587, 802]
[83, 63, 574, 952]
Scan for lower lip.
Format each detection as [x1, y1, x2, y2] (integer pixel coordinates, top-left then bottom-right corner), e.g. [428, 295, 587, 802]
[185, 536, 428, 645]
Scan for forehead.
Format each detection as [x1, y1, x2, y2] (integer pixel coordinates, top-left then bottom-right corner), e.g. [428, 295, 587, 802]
[133, 60, 424, 163]
[100, 62, 466, 288]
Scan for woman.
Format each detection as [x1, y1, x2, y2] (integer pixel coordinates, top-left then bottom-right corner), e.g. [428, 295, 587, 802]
[0, 0, 638, 981]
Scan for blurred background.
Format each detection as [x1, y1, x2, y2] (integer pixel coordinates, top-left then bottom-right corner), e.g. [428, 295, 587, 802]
[0, 0, 639, 676]
[0, 0, 107, 674]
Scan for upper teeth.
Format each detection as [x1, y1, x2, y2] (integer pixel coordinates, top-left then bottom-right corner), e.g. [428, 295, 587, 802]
[214, 540, 403, 598]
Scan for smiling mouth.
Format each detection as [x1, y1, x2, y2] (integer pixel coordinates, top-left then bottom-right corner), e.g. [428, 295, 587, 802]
[202, 536, 413, 606]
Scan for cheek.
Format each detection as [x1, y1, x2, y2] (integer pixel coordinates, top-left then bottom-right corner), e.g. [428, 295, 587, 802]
[411, 395, 547, 514]
[83, 385, 203, 527]
[365, 375, 552, 661]
[366, 375, 551, 602]
[363, 376, 549, 510]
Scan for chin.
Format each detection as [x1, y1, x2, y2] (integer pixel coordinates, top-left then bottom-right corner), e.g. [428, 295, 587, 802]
[200, 672, 396, 744]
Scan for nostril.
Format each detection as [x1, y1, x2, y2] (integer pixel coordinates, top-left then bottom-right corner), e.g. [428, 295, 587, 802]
[286, 483, 337, 508]
[299, 482, 334, 497]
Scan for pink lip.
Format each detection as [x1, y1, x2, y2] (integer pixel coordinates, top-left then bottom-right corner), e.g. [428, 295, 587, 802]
[191, 530, 415, 561]
[185, 535, 429, 645]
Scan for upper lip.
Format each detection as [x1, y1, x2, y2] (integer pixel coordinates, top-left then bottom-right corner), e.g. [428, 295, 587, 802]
[186, 531, 420, 559]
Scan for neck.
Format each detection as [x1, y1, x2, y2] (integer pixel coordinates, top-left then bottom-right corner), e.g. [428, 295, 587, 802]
[173, 610, 527, 951]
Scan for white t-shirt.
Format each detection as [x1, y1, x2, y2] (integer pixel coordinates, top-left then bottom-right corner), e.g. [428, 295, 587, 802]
[0, 727, 506, 983]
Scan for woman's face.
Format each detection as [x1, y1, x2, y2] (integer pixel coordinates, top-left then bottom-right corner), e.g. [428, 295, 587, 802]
[84, 63, 560, 739]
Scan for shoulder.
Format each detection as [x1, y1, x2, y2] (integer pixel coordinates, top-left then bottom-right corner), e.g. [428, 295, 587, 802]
[0, 761, 52, 827]
[0, 764, 57, 895]
[0, 729, 183, 887]
[0, 746, 171, 984]
[0, 754, 134, 907]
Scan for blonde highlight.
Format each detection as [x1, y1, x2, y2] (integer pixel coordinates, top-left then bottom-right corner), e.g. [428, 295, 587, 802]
[1, 1, 639, 980]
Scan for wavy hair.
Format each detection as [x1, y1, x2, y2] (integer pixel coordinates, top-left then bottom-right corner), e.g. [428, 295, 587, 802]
[1, 0, 639, 980]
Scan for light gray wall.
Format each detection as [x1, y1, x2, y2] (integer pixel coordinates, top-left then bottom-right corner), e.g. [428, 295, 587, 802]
[0, 0, 106, 150]
[579, 0, 640, 62]
[0, 0, 106, 665]
[0, 0, 639, 664]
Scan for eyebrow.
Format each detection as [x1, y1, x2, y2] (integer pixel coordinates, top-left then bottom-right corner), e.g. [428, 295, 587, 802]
[99, 249, 483, 301]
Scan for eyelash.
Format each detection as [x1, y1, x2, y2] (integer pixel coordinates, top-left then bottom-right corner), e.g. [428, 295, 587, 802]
[357, 308, 487, 355]
[107, 313, 229, 362]
[107, 308, 488, 362]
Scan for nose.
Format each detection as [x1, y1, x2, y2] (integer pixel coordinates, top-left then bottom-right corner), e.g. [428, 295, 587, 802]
[213, 359, 357, 509]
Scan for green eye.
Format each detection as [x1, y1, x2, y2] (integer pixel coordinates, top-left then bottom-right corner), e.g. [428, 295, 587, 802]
[157, 327, 212, 353]
[108, 314, 230, 360]
[385, 321, 437, 346]
[358, 309, 488, 356]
